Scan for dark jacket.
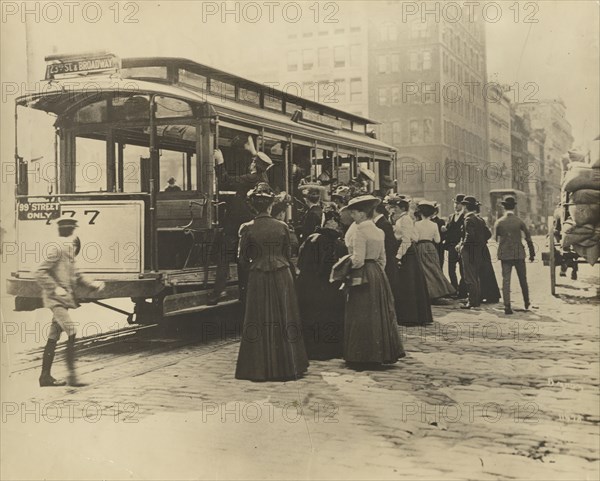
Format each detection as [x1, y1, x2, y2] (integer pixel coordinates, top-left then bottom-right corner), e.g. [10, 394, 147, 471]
[462, 212, 491, 245]
[494, 212, 534, 261]
[444, 212, 464, 249]
[300, 202, 323, 242]
[375, 215, 399, 269]
[238, 213, 293, 271]
[216, 164, 268, 234]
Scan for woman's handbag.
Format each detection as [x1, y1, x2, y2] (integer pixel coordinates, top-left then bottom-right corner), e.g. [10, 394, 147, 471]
[330, 255, 368, 287]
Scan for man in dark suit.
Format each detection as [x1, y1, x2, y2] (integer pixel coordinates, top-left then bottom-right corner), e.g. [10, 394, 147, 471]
[443, 194, 467, 297]
[494, 196, 535, 314]
[210, 140, 272, 305]
[431, 202, 446, 268]
[458, 196, 491, 309]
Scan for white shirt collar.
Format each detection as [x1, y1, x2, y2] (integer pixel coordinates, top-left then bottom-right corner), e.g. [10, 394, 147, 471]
[373, 213, 384, 223]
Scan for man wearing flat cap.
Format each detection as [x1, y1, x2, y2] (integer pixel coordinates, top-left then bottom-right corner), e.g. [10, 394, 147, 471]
[35, 216, 104, 386]
[494, 196, 535, 314]
[457, 196, 491, 309]
[443, 193, 467, 297]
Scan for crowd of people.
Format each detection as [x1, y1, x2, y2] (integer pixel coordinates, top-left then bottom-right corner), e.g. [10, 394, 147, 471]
[32, 137, 536, 386]
[207, 141, 537, 382]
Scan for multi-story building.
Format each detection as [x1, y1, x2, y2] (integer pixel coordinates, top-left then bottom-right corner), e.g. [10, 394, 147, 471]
[487, 83, 512, 190]
[510, 108, 531, 194]
[516, 99, 574, 217]
[527, 128, 546, 223]
[234, 3, 490, 215]
[367, 6, 489, 215]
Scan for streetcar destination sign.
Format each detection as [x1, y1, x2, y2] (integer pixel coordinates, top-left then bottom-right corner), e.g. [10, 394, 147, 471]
[18, 200, 61, 222]
[45, 54, 121, 80]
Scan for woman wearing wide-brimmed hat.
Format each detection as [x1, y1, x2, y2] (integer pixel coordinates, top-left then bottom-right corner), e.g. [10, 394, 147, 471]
[341, 195, 405, 367]
[414, 200, 456, 300]
[235, 183, 308, 381]
[385, 195, 433, 326]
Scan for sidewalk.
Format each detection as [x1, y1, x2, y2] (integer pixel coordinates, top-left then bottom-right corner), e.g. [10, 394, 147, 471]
[2, 256, 599, 480]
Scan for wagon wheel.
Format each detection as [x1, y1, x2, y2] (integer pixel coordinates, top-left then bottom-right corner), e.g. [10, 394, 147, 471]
[549, 222, 557, 297]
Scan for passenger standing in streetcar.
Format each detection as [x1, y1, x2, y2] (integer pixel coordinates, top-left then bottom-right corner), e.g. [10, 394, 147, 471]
[341, 195, 404, 367]
[385, 195, 433, 326]
[414, 201, 456, 301]
[296, 210, 347, 359]
[35, 216, 105, 387]
[210, 138, 272, 305]
[235, 183, 308, 381]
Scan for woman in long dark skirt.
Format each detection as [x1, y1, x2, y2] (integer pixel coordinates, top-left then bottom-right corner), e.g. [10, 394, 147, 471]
[342, 195, 405, 367]
[476, 207, 501, 304]
[385, 195, 433, 326]
[297, 210, 347, 359]
[235, 183, 309, 381]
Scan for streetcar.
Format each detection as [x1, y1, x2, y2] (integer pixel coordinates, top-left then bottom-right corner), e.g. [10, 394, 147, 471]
[8, 52, 397, 323]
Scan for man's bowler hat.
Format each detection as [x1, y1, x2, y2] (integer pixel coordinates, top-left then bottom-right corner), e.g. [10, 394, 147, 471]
[501, 196, 517, 209]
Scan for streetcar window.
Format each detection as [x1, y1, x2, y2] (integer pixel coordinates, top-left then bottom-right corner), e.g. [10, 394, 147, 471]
[121, 144, 148, 193]
[75, 137, 109, 192]
[74, 100, 107, 123]
[178, 69, 207, 91]
[159, 149, 197, 192]
[112, 95, 150, 121]
[121, 66, 168, 81]
[155, 97, 193, 119]
[16, 107, 57, 195]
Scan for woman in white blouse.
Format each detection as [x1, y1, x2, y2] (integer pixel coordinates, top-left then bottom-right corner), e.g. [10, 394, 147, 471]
[414, 200, 455, 300]
[385, 195, 433, 326]
[342, 195, 404, 367]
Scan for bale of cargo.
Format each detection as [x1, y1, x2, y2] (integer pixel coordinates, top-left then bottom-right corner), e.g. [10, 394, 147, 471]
[560, 220, 597, 248]
[570, 189, 600, 205]
[567, 203, 600, 226]
[562, 164, 600, 192]
[573, 243, 600, 266]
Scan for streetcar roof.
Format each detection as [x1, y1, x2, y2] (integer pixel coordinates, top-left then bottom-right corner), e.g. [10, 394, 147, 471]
[17, 76, 396, 158]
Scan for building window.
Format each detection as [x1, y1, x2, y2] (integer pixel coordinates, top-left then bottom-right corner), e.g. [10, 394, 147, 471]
[377, 55, 387, 74]
[409, 50, 432, 71]
[302, 49, 314, 70]
[350, 78, 362, 102]
[334, 28, 344, 34]
[410, 22, 428, 38]
[423, 51, 432, 70]
[334, 79, 345, 102]
[350, 44, 361, 68]
[287, 51, 298, 72]
[334, 46, 345, 68]
[409, 119, 421, 144]
[392, 121, 401, 144]
[423, 119, 433, 143]
[302, 31, 313, 38]
[350, 25, 361, 32]
[378, 88, 387, 106]
[318, 30, 328, 36]
[443, 52, 448, 73]
[379, 23, 397, 42]
[391, 54, 400, 72]
[318, 47, 329, 68]
[391, 86, 400, 105]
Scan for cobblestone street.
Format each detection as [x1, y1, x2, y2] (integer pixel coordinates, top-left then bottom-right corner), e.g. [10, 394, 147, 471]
[1, 249, 599, 480]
